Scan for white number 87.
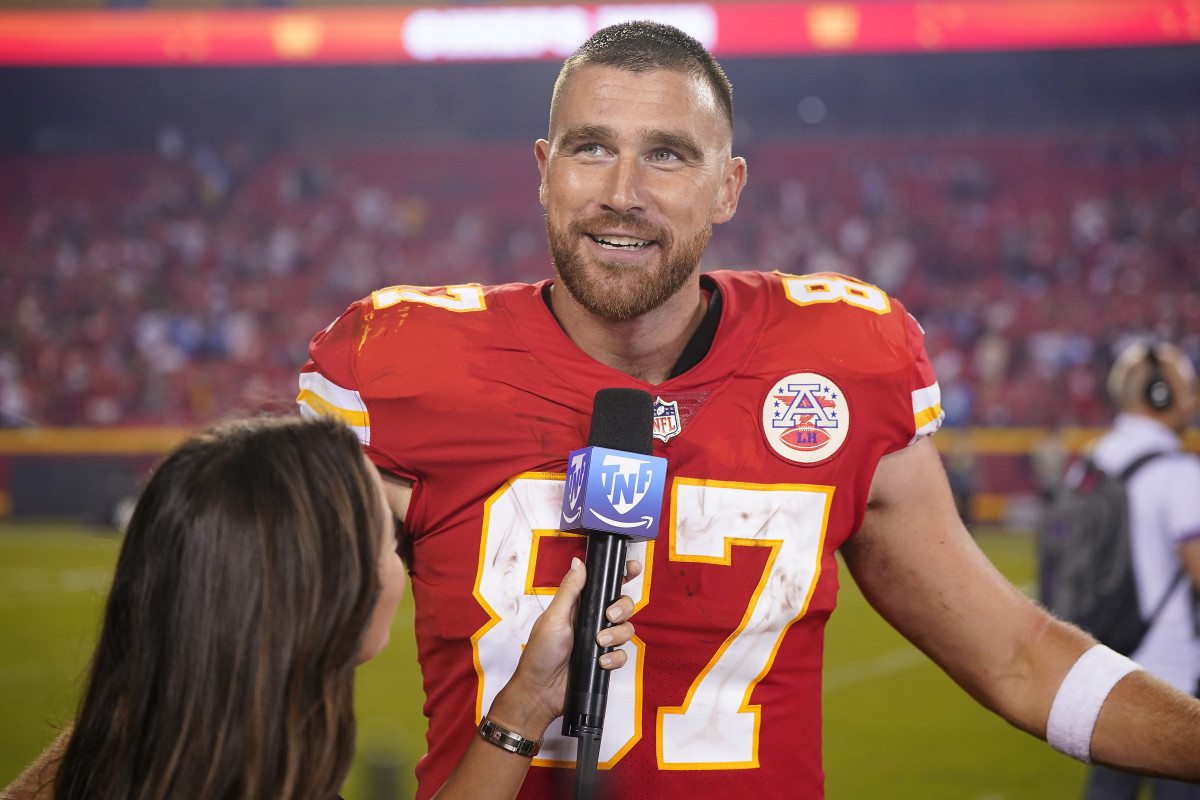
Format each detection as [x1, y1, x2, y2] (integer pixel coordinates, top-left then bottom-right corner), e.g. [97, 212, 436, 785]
[472, 474, 832, 770]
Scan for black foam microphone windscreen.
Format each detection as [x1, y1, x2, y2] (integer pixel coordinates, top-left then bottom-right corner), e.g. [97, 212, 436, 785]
[587, 388, 653, 455]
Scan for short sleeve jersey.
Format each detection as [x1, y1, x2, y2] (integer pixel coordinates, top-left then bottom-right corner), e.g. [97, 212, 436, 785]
[299, 270, 943, 800]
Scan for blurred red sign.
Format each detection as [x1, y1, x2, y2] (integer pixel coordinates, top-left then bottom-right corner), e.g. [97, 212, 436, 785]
[0, 1, 1196, 66]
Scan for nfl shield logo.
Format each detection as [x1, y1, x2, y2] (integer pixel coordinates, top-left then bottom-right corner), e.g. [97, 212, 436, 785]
[652, 396, 681, 442]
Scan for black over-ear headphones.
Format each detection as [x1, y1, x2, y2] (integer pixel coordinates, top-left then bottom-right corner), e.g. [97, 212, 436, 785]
[1144, 344, 1174, 411]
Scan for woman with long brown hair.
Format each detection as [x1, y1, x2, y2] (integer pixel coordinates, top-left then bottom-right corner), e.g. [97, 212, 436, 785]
[5, 415, 635, 800]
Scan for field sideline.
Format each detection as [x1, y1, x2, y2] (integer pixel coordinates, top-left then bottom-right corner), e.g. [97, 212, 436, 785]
[0, 522, 1091, 798]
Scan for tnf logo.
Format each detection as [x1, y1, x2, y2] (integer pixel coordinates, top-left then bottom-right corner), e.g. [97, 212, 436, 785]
[558, 446, 667, 538]
[597, 454, 655, 514]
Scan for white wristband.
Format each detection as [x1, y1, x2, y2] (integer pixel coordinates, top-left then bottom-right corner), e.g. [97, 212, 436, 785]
[1046, 644, 1141, 762]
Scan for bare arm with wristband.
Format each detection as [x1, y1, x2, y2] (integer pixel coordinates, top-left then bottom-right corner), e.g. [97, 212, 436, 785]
[841, 437, 1200, 780]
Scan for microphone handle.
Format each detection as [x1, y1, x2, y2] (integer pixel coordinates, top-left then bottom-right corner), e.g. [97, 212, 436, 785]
[573, 735, 600, 800]
[562, 530, 628, 739]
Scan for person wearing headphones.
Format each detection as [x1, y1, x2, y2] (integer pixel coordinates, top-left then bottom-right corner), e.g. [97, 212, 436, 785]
[1085, 341, 1200, 800]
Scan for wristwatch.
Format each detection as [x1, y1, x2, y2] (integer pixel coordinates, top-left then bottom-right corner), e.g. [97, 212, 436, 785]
[478, 716, 543, 758]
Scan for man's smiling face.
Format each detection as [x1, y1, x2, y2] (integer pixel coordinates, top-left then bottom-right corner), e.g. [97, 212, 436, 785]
[536, 64, 743, 322]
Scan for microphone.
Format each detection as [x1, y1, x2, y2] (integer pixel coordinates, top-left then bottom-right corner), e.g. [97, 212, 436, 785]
[559, 388, 667, 800]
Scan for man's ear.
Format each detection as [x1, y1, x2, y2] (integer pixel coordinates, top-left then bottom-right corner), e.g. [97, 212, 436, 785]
[535, 139, 551, 208]
[712, 156, 747, 225]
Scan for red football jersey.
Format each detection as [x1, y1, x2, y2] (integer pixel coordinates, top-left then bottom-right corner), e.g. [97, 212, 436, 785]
[299, 270, 942, 799]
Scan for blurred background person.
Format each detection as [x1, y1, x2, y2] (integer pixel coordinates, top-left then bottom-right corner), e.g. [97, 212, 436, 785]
[1083, 342, 1200, 800]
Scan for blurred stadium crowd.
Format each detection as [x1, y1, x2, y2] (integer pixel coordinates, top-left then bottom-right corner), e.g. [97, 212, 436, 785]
[1, 118, 1198, 429]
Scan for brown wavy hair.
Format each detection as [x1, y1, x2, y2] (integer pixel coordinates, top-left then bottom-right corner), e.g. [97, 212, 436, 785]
[55, 415, 383, 800]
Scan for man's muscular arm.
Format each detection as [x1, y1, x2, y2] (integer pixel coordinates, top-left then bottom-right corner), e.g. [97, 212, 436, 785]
[840, 437, 1200, 779]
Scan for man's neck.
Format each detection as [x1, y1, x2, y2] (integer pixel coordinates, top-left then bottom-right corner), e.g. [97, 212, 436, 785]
[547, 279, 709, 385]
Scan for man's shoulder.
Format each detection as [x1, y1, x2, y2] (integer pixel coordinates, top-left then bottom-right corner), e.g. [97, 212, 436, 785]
[320, 280, 541, 340]
[1096, 434, 1200, 506]
[360, 280, 538, 319]
[711, 269, 904, 317]
[710, 271, 917, 364]
[1096, 416, 1195, 475]
[1152, 449, 1200, 485]
[304, 280, 541, 383]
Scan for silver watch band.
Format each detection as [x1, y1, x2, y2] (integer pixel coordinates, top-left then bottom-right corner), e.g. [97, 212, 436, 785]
[478, 716, 543, 758]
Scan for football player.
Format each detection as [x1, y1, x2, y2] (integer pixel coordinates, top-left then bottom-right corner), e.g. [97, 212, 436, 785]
[299, 21, 1200, 800]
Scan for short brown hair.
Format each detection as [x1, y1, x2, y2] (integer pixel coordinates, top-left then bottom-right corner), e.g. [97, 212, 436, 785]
[551, 21, 734, 132]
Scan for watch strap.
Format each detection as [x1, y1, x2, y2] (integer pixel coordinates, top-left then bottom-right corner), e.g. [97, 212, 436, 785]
[478, 716, 542, 758]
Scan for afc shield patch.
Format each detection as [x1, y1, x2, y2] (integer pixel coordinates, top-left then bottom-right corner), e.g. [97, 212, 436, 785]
[761, 372, 850, 465]
[652, 396, 682, 442]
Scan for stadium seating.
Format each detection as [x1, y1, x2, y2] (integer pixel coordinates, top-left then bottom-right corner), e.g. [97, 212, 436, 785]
[1, 123, 1197, 434]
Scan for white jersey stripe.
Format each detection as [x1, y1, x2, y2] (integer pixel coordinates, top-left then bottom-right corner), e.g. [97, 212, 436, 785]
[911, 381, 944, 441]
[297, 371, 371, 446]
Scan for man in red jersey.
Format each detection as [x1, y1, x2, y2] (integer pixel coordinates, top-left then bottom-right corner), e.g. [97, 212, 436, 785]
[299, 22, 1200, 800]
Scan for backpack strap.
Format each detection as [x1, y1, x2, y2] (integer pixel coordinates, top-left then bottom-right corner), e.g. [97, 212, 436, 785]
[1116, 450, 1169, 482]
[1138, 567, 1188, 644]
[1114, 450, 1182, 653]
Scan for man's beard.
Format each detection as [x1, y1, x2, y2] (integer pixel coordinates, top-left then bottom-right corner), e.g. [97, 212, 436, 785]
[547, 211, 711, 322]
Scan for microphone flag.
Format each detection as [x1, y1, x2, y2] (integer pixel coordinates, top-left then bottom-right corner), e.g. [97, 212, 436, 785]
[559, 446, 666, 539]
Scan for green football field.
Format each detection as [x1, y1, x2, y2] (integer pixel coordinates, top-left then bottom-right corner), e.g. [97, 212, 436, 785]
[0, 522, 1091, 798]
